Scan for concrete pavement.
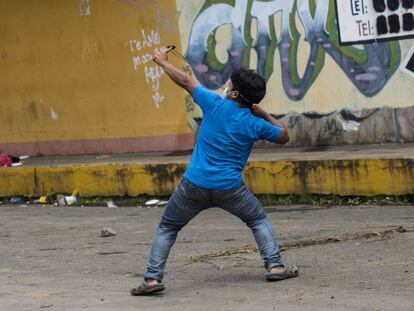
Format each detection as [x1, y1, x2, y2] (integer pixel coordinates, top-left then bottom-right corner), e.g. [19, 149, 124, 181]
[0, 204, 413, 310]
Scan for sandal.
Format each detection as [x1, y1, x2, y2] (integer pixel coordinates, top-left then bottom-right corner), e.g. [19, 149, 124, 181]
[265, 263, 299, 282]
[130, 281, 165, 296]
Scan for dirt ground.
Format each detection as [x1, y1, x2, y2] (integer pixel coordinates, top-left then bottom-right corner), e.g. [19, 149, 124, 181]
[0, 204, 413, 311]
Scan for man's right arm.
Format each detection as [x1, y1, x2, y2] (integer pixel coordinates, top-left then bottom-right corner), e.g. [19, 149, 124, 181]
[251, 104, 289, 145]
[153, 50, 197, 96]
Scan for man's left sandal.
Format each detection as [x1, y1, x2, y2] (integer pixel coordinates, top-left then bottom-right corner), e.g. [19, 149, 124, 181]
[130, 281, 165, 296]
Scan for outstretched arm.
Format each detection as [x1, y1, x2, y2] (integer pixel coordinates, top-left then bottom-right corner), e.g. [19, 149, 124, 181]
[251, 104, 290, 145]
[153, 49, 197, 96]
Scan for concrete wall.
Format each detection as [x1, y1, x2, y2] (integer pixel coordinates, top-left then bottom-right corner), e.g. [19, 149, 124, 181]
[2, 157, 414, 197]
[1, 0, 414, 156]
[0, 0, 193, 155]
[178, 0, 414, 146]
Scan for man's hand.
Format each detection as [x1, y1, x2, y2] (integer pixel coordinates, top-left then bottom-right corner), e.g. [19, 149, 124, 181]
[250, 104, 269, 119]
[151, 47, 197, 96]
[153, 49, 168, 66]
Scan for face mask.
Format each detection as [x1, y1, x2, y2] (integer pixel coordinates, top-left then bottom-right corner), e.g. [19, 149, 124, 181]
[221, 87, 228, 99]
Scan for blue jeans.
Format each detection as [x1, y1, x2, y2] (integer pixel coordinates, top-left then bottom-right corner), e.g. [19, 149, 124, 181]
[144, 178, 284, 281]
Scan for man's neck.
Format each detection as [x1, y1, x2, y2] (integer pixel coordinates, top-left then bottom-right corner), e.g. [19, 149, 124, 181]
[233, 101, 250, 109]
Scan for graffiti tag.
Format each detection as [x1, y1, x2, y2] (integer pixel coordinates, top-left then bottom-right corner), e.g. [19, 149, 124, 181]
[127, 29, 165, 108]
[185, 0, 401, 101]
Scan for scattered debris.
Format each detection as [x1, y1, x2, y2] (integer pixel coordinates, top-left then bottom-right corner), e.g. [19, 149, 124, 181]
[41, 196, 53, 204]
[56, 195, 66, 206]
[96, 155, 111, 159]
[0, 154, 29, 168]
[0, 154, 13, 167]
[145, 199, 160, 206]
[100, 227, 117, 237]
[33, 196, 54, 204]
[10, 196, 25, 204]
[106, 200, 118, 208]
[156, 200, 169, 206]
[65, 196, 77, 206]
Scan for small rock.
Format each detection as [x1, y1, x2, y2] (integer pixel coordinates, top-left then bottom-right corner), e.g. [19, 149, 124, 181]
[100, 227, 117, 237]
[397, 226, 406, 233]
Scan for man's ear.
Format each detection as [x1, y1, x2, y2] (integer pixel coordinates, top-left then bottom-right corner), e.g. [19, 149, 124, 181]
[228, 90, 239, 99]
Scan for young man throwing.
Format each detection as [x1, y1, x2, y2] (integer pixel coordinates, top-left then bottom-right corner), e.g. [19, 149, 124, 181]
[131, 49, 298, 295]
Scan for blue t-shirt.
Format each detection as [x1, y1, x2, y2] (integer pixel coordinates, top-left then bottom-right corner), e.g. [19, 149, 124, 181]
[183, 85, 282, 190]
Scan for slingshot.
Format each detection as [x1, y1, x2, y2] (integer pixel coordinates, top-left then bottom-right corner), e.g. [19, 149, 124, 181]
[165, 44, 225, 91]
[165, 44, 252, 104]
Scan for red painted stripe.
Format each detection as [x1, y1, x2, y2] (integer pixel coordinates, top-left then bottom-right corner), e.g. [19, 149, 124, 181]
[0, 133, 195, 156]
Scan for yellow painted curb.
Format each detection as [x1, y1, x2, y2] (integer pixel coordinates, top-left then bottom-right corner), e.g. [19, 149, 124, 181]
[1, 158, 413, 197]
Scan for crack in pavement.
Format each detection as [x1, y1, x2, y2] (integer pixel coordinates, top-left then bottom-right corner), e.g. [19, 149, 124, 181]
[188, 226, 412, 264]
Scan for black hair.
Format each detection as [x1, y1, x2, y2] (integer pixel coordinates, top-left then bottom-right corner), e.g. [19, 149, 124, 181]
[230, 68, 266, 106]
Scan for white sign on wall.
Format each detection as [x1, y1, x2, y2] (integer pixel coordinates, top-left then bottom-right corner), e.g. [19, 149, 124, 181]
[335, 0, 414, 45]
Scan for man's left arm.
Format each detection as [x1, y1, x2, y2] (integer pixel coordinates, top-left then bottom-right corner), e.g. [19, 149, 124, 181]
[251, 104, 289, 145]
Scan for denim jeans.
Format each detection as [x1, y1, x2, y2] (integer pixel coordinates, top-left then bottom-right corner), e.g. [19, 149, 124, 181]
[144, 178, 284, 281]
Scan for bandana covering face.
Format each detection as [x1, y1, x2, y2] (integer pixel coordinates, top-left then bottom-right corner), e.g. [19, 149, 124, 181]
[221, 87, 229, 99]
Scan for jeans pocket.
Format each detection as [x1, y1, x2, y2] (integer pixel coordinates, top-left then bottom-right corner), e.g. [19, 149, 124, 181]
[179, 178, 204, 198]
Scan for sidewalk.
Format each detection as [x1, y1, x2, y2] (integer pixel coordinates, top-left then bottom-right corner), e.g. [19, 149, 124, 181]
[1, 143, 414, 197]
[0, 204, 413, 310]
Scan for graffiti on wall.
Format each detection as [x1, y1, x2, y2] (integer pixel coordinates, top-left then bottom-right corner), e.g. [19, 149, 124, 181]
[80, 0, 92, 16]
[126, 29, 165, 108]
[185, 0, 402, 101]
[401, 43, 414, 77]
